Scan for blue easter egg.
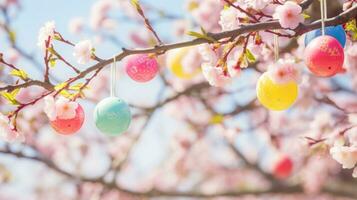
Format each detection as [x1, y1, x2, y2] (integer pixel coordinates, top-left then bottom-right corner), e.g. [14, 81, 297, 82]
[304, 25, 346, 47]
[94, 97, 131, 135]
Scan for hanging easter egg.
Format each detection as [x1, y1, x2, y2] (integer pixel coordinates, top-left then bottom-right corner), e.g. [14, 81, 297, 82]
[304, 35, 344, 77]
[125, 54, 159, 82]
[94, 97, 131, 135]
[304, 25, 346, 47]
[166, 48, 200, 79]
[50, 104, 85, 135]
[256, 72, 298, 111]
[273, 155, 293, 179]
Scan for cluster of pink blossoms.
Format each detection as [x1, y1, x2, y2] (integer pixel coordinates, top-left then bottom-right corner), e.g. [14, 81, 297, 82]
[273, 1, 304, 29]
[37, 21, 56, 50]
[73, 40, 93, 64]
[0, 0, 18, 8]
[328, 114, 357, 177]
[44, 96, 79, 121]
[89, 0, 117, 30]
[190, 0, 306, 87]
[0, 113, 24, 142]
[268, 59, 302, 84]
[186, 0, 223, 32]
[37, 20, 94, 65]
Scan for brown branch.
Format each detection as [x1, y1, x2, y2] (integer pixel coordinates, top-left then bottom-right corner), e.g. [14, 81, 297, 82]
[0, 80, 53, 91]
[222, 0, 259, 22]
[1, 5, 355, 95]
[51, 49, 80, 74]
[131, 0, 162, 45]
[70, 5, 357, 90]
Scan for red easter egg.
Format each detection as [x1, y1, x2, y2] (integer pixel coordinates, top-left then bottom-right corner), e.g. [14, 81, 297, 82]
[50, 104, 85, 135]
[273, 155, 293, 179]
[304, 35, 344, 77]
[125, 54, 159, 82]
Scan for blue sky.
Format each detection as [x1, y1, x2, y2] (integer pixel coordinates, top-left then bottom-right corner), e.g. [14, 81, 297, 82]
[13, 0, 183, 51]
[2, 0, 184, 79]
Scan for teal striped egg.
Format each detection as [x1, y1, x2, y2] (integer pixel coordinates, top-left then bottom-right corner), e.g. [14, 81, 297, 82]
[94, 97, 131, 135]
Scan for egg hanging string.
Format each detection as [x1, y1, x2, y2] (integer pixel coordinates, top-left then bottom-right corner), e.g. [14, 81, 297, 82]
[110, 56, 117, 97]
[274, 31, 279, 62]
[320, 0, 327, 35]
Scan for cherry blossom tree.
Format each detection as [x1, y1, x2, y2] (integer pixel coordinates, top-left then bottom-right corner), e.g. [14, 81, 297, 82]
[0, 0, 357, 199]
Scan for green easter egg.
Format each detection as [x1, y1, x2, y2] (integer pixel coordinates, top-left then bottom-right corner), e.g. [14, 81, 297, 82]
[94, 97, 131, 135]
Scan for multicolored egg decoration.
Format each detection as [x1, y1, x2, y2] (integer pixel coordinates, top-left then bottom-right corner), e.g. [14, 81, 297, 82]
[94, 97, 131, 135]
[256, 72, 298, 111]
[50, 104, 85, 135]
[304, 25, 346, 47]
[166, 48, 200, 79]
[304, 35, 344, 77]
[125, 54, 159, 82]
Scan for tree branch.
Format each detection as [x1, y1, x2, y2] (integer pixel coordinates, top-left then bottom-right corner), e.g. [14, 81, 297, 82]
[45, 5, 357, 87]
[1, 5, 356, 94]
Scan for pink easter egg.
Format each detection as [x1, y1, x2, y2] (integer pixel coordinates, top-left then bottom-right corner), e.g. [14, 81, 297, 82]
[125, 54, 159, 82]
[50, 104, 85, 135]
[304, 35, 344, 77]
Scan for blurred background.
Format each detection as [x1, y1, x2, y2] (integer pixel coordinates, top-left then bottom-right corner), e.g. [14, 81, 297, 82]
[0, 0, 356, 199]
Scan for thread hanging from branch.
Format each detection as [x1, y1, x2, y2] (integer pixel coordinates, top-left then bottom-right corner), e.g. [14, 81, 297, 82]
[274, 32, 279, 62]
[110, 56, 117, 97]
[320, 0, 327, 35]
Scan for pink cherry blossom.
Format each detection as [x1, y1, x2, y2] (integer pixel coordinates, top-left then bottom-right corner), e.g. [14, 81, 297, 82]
[0, 0, 18, 7]
[90, 13, 104, 30]
[219, 7, 239, 31]
[246, 0, 272, 10]
[173, 20, 188, 37]
[330, 145, 357, 169]
[273, 1, 304, 29]
[44, 96, 57, 121]
[345, 43, 357, 72]
[89, 0, 114, 30]
[55, 97, 79, 120]
[268, 59, 301, 84]
[227, 60, 241, 78]
[73, 40, 93, 64]
[101, 18, 117, 30]
[37, 21, 56, 50]
[201, 63, 231, 87]
[44, 96, 78, 121]
[198, 44, 218, 63]
[189, 0, 223, 32]
[5, 48, 20, 64]
[91, 0, 112, 15]
[5, 129, 25, 143]
[181, 47, 202, 75]
[68, 17, 84, 34]
[0, 113, 24, 143]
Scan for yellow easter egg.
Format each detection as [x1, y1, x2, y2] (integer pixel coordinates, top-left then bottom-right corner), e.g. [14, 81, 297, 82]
[256, 72, 298, 111]
[166, 48, 200, 79]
